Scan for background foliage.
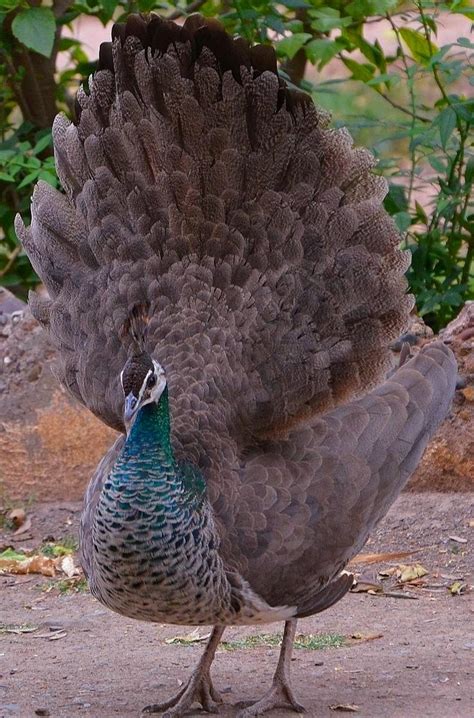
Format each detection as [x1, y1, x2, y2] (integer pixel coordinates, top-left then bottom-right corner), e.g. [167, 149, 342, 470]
[0, 0, 473, 331]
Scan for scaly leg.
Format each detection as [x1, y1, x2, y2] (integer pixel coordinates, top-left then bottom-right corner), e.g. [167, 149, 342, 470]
[143, 625, 225, 716]
[237, 620, 305, 717]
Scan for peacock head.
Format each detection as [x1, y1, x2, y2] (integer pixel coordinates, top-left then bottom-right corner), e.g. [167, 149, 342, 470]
[120, 353, 167, 427]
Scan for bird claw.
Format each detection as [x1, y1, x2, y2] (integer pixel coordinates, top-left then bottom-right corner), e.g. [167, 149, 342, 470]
[236, 677, 305, 717]
[143, 672, 223, 716]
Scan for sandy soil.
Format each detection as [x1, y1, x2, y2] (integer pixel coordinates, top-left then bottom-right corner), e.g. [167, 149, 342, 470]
[1, 493, 473, 718]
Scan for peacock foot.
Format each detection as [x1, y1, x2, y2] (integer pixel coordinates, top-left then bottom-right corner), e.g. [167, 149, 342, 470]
[236, 676, 305, 717]
[142, 671, 223, 716]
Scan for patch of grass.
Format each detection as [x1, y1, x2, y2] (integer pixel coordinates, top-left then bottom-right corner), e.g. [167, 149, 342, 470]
[220, 632, 346, 651]
[221, 633, 282, 650]
[41, 536, 78, 557]
[43, 576, 88, 594]
[295, 633, 345, 650]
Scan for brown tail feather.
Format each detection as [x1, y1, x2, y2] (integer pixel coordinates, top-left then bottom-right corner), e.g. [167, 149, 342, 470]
[20, 13, 412, 444]
[296, 572, 354, 618]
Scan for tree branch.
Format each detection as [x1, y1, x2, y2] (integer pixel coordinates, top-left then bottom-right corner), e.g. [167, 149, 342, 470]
[281, 9, 311, 87]
[374, 88, 430, 123]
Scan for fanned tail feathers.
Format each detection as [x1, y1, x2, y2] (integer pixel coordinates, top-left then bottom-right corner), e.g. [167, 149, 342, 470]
[17, 13, 413, 442]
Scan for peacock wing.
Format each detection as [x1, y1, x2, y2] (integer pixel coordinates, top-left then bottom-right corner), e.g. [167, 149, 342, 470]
[227, 342, 456, 611]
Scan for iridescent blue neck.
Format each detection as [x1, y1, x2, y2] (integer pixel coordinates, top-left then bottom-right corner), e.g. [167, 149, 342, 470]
[122, 386, 174, 466]
[111, 387, 205, 507]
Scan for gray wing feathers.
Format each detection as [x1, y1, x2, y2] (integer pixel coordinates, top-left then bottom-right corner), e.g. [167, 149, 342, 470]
[233, 342, 456, 608]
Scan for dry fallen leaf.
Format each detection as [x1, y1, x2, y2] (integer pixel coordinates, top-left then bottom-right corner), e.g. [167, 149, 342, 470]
[350, 578, 383, 594]
[349, 549, 421, 566]
[329, 704, 359, 712]
[397, 563, 428, 583]
[378, 566, 399, 578]
[449, 581, 467, 595]
[0, 553, 57, 577]
[58, 555, 80, 578]
[350, 632, 383, 643]
[0, 623, 38, 635]
[165, 628, 211, 645]
[448, 535, 467, 544]
[0, 548, 83, 579]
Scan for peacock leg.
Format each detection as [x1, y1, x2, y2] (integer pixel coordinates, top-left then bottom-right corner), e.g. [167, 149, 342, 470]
[236, 619, 305, 717]
[143, 625, 225, 716]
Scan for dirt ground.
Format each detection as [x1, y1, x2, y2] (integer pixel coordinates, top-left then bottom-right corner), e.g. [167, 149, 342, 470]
[1, 493, 473, 718]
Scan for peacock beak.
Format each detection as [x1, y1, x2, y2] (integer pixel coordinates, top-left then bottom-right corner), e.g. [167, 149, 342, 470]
[124, 393, 138, 423]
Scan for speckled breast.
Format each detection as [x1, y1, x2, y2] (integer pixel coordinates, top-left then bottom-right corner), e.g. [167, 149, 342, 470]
[89, 476, 234, 625]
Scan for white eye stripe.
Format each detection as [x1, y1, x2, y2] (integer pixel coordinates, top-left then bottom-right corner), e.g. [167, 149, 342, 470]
[138, 369, 153, 401]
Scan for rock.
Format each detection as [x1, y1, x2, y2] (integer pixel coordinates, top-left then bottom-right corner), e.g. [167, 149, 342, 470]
[440, 301, 474, 342]
[461, 386, 474, 402]
[0, 310, 117, 502]
[390, 313, 434, 352]
[407, 302, 474, 492]
[0, 287, 26, 317]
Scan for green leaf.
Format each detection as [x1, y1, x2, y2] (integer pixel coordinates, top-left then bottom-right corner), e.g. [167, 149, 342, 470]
[305, 39, 343, 67]
[424, 15, 437, 36]
[415, 201, 428, 225]
[11, 7, 56, 58]
[384, 184, 408, 215]
[366, 72, 399, 87]
[285, 20, 304, 33]
[465, 157, 474, 185]
[344, 29, 386, 70]
[276, 33, 312, 60]
[37, 170, 57, 186]
[99, 0, 119, 21]
[17, 170, 40, 189]
[282, 0, 311, 7]
[454, 1, 474, 21]
[342, 58, 375, 82]
[310, 8, 352, 32]
[437, 107, 457, 149]
[399, 27, 438, 65]
[24, 156, 42, 170]
[429, 155, 446, 174]
[346, 0, 397, 17]
[393, 211, 412, 233]
[32, 133, 53, 156]
[457, 36, 474, 49]
[58, 37, 81, 51]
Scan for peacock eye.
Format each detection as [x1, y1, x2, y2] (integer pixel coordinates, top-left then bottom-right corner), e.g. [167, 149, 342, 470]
[147, 374, 156, 388]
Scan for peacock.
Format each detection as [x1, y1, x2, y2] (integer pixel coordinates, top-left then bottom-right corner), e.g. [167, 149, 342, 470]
[17, 13, 457, 717]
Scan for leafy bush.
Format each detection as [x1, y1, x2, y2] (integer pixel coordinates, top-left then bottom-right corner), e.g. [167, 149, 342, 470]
[0, 0, 472, 330]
